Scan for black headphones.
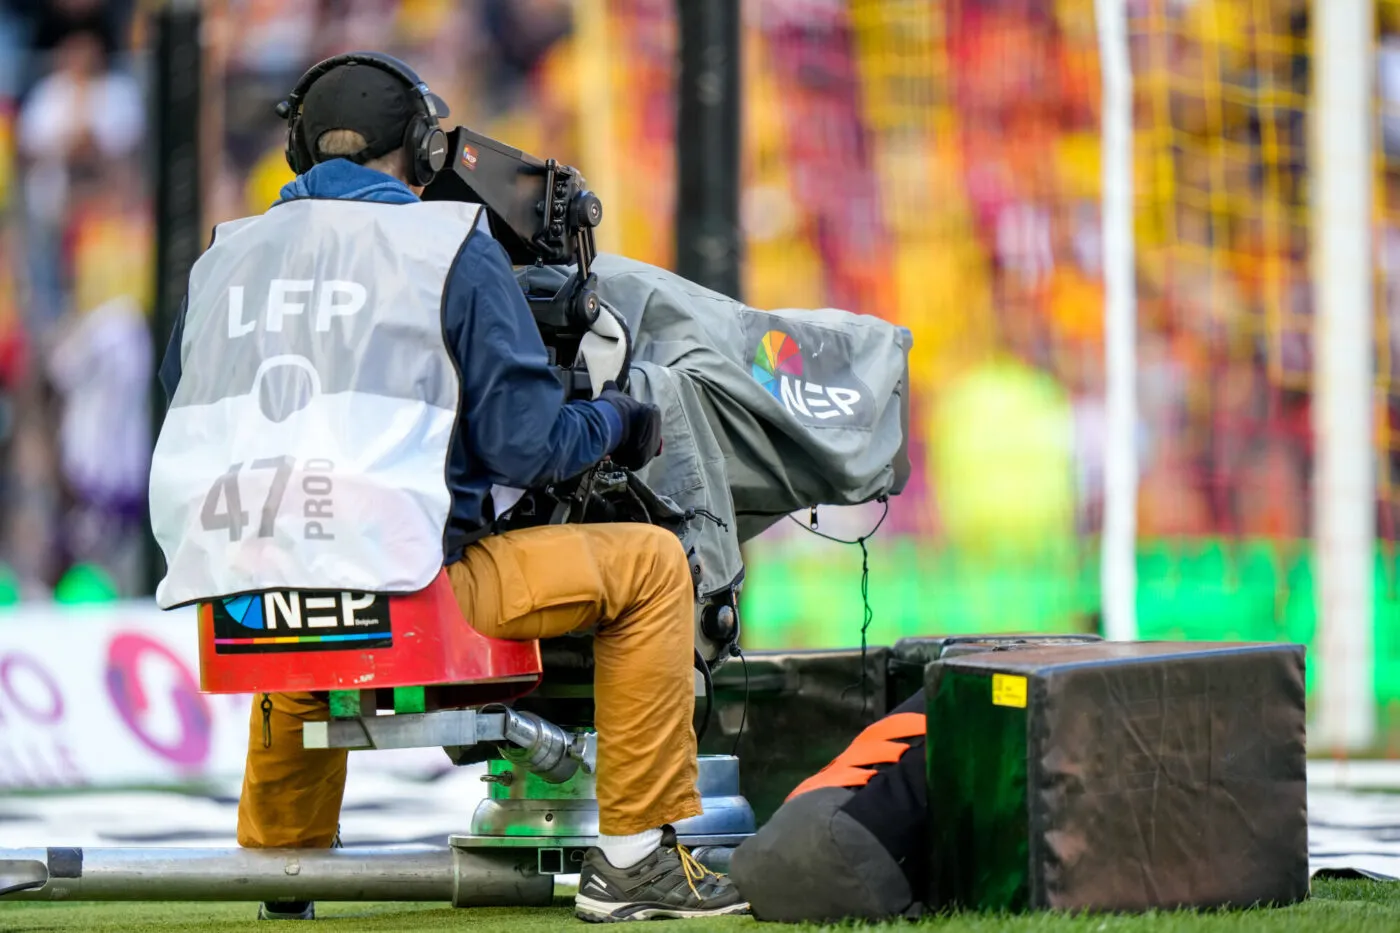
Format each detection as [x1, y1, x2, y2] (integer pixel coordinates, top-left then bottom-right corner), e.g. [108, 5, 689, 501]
[276, 51, 449, 187]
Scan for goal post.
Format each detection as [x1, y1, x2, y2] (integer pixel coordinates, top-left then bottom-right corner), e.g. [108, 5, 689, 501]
[1312, 0, 1377, 752]
[1093, 0, 1378, 750]
[1096, 0, 1138, 644]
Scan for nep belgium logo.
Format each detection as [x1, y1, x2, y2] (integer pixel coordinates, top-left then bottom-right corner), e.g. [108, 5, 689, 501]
[751, 330, 862, 420]
[210, 590, 392, 655]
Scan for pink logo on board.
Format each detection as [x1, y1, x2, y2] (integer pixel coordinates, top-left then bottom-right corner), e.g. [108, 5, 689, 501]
[105, 632, 212, 768]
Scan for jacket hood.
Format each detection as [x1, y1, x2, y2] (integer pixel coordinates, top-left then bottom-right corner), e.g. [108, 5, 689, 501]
[275, 159, 418, 206]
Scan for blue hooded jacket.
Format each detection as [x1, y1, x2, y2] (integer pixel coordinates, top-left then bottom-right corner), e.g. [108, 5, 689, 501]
[158, 159, 622, 563]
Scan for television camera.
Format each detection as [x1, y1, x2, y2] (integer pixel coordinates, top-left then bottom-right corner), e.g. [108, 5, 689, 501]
[423, 126, 737, 661]
[423, 127, 615, 398]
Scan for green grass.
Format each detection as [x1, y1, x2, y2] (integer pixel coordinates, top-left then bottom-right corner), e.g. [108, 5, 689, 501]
[0, 879, 1396, 933]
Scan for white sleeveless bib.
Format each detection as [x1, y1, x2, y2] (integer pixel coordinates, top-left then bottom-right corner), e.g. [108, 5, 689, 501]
[149, 198, 483, 608]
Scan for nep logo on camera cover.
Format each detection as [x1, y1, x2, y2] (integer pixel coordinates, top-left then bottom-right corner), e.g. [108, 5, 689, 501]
[749, 326, 870, 424]
[211, 590, 392, 655]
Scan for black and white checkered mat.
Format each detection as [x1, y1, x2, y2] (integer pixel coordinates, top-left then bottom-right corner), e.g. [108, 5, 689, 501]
[2, 764, 1397, 880]
[0, 766, 485, 849]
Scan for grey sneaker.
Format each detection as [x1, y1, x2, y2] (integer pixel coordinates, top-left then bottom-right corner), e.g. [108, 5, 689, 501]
[575, 826, 750, 922]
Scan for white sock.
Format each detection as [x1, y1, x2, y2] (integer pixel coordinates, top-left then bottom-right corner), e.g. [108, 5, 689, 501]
[596, 828, 663, 869]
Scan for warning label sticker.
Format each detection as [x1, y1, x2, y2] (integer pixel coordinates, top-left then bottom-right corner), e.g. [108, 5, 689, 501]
[991, 673, 1028, 709]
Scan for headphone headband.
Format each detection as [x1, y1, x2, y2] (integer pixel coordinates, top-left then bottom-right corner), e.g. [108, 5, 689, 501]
[281, 51, 429, 116]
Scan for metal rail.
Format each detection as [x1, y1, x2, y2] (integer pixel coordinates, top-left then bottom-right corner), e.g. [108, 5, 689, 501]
[0, 845, 553, 906]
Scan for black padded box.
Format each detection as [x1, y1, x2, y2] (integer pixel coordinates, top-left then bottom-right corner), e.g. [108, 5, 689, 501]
[700, 647, 890, 823]
[698, 637, 1107, 823]
[925, 641, 1308, 913]
[889, 634, 1103, 704]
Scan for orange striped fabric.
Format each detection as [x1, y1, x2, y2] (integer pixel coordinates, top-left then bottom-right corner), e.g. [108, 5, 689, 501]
[786, 713, 926, 801]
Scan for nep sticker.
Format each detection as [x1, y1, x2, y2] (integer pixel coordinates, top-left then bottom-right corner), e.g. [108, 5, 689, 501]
[211, 590, 391, 654]
[462, 144, 479, 170]
[991, 673, 1028, 709]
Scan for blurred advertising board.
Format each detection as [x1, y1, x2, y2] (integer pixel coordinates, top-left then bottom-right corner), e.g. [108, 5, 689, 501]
[0, 602, 447, 791]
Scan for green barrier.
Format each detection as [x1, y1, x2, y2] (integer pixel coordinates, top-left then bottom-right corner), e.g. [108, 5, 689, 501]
[740, 536, 1400, 744]
[53, 563, 119, 605]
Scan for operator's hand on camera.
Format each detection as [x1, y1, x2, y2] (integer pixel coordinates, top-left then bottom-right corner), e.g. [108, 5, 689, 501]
[599, 381, 663, 471]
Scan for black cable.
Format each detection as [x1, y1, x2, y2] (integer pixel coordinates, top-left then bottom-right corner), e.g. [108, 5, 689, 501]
[785, 497, 889, 714]
[575, 466, 601, 523]
[694, 649, 715, 744]
[784, 496, 891, 548]
[690, 507, 729, 531]
[624, 484, 653, 524]
[731, 648, 749, 759]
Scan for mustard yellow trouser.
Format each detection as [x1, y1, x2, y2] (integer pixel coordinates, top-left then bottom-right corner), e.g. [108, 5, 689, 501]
[237, 523, 702, 848]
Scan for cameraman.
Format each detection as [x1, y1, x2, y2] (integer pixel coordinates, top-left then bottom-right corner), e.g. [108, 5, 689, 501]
[152, 53, 746, 923]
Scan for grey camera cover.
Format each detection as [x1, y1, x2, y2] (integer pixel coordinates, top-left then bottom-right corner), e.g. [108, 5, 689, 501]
[521, 254, 912, 614]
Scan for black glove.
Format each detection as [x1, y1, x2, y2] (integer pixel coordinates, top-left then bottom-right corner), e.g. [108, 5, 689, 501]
[598, 381, 663, 471]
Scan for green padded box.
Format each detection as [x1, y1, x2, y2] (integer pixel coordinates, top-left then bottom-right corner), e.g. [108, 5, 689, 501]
[925, 641, 1308, 913]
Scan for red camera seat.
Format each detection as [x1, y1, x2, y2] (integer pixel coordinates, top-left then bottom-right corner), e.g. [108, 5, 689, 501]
[197, 570, 543, 709]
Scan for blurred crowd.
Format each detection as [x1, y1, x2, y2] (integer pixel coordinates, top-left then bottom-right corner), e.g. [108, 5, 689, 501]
[922, 0, 1318, 555]
[736, 0, 1384, 566]
[0, 0, 148, 602]
[0, 0, 1397, 604]
[0, 0, 601, 600]
[0, 0, 583, 600]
